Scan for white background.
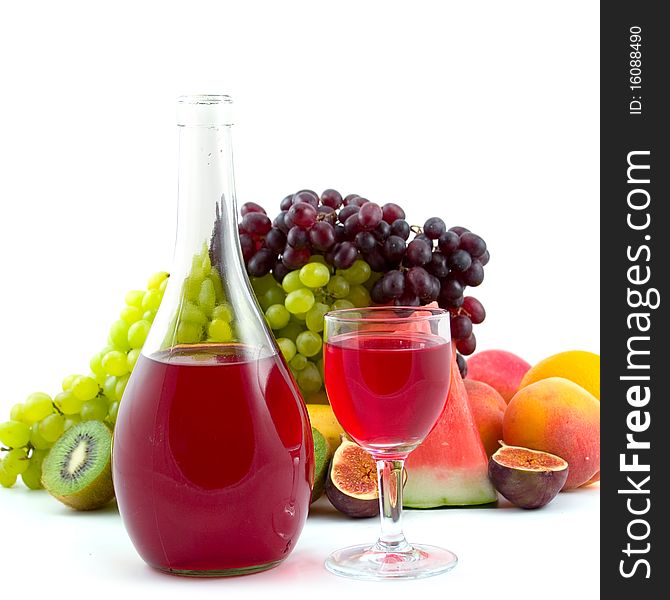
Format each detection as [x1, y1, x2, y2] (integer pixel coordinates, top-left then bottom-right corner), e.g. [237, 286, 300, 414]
[0, 1, 599, 599]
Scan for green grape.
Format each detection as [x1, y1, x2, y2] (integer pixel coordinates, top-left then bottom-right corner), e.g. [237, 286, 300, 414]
[297, 361, 322, 393]
[209, 269, 225, 302]
[305, 303, 330, 333]
[365, 270, 383, 291]
[317, 358, 324, 377]
[296, 331, 322, 357]
[0, 420, 31, 448]
[29, 423, 52, 450]
[89, 351, 106, 377]
[21, 450, 47, 490]
[63, 415, 80, 431]
[276, 337, 297, 362]
[143, 310, 156, 322]
[61, 374, 79, 392]
[54, 391, 84, 415]
[291, 311, 307, 322]
[180, 303, 207, 326]
[199, 278, 216, 317]
[282, 270, 304, 294]
[120, 305, 143, 325]
[81, 397, 108, 421]
[142, 289, 164, 311]
[208, 319, 233, 342]
[276, 321, 303, 341]
[339, 259, 372, 285]
[332, 299, 355, 311]
[115, 375, 129, 400]
[23, 393, 53, 423]
[38, 414, 65, 443]
[125, 290, 145, 308]
[212, 302, 235, 323]
[285, 288, 315, 314]
[107, 401, 120, 424]
[102, 350, 130, 377]
[265, 304, 291, 330]
[308, 254, 331, 269]
[199, 249, 212, 276]
[9, 404, 25, 422]
[346, 284, 372, 308]
[251, 274, 277, 296]
[0, 463, 17, 488]
[260, 287, 286, 311]
[148, 271, 170, 290]
[108, 319, 131, 351]
[72, 376, 99, 402]
[327, 275, 350, 299]
[127, 348, 141, 371]
[299, 263, 331, 289]
[2, 448, 29, 476]
[177, 322, 203, 344]
[103, 376, 118, 402]
[290, 353, 308, 371]
[128, 319, 152, 349]
[183, 274, 204, 302]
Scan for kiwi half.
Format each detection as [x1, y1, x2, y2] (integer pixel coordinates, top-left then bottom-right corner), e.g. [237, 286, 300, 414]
[41, 421, 114, 510]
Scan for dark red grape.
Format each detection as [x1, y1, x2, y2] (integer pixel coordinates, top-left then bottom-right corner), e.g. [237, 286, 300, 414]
[265, 227, 287, 253]
[406, 266, 433, 300]
[338, 204, 360, 224]
[282, 246, 311, 269]
[321, 189, 343, 209]
[293, 190, 319, 208]
[240, 202, 266, 216]
[247, 248, 275, 277]
[447, 249, 472, 272]
[344, 213, 362, 239]
[459, 232, 487, 258]
[405, 239, 432, 266]
[241, 212, 272, 236]
[382, 203, 405, 224]
[279, 195, 294, 211]
[373, 220, 391, 241]
[288, 202, 318, 229]
[414, 233, 434, 247]
[450, 314, 473, 340]
[479, 250, 490, 266]
[334, 225, 346, 243]
[462, 296, 486, 324]
[273, 211, 289, 234]
[381, 270, 405, 298]
[443, 294, 464, 309]
[309, 221, 336, 251]
[287, 226, 310, 249]
[456, 353, 468, 378]
[438, 231, 460, 254]
[364, 247, 388, 272]
[395, 290, 420, 307]
[358, 202, 383, 229]
[370, 279, 387, 304]
[240, 233, 256, 262]
[423, 217, 446, 239]
[440, 275, 464, 299]
[383, 235, 407, 263]
[272, 260, 290, 283]
[343, 194, 360, 206]
[427, 275, 441, 302]
[427, 252, 449, 278]
[390, 219, 410, 240]
[456, 332, 477, 355]
[333, 242, 358, 269]
[317, 205, 337, 225]
[355, 231, 377, 253]
[349, 196, 369, 207]
[460, 260, 484, 286]
[449, 226, 470, 236]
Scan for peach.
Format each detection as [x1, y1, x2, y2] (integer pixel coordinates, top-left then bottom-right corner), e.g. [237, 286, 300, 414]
[467, 350, 531, 402]
[464, 379, 507, 458]
[503, 377, 600, 490]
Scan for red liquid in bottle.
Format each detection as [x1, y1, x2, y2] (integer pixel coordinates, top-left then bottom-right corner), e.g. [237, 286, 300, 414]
[324, 332, 451, 456]
[112, 344, 313, 575]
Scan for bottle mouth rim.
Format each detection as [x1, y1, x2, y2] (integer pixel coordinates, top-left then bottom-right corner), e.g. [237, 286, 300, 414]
[177, 95, 233, 126]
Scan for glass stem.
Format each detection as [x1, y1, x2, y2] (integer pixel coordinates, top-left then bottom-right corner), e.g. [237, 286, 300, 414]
[374, 459, 411, 553]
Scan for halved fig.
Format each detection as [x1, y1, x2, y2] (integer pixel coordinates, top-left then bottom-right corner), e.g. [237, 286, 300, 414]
[488, 443, 569, 509]
[325, 439, 379, 518]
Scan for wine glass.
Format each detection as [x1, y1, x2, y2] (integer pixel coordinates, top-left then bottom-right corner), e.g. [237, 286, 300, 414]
[323, 306, 456, 580]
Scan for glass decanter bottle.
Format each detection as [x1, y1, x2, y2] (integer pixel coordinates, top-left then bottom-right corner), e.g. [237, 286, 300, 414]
[113, 95, 314, 576]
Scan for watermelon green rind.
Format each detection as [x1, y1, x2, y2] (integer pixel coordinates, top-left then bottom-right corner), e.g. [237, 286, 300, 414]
[404, 351, 498, 507]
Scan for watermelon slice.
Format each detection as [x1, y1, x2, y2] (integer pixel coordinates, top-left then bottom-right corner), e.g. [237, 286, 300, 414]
[404, 351, 497, 507]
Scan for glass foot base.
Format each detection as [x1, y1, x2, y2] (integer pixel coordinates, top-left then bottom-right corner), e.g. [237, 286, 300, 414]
[155, 559, 281, 577]
[325, 543, 457, 581]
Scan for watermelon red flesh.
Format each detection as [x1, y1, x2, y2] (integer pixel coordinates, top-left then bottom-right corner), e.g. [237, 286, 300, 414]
[404, 351, 497, 507]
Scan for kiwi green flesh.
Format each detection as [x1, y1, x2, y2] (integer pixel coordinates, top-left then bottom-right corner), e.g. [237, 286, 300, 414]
[42, 421, 114, 510]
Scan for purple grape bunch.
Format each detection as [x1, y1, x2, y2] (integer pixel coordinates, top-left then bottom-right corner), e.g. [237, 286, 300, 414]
[238, 189, 490, 376]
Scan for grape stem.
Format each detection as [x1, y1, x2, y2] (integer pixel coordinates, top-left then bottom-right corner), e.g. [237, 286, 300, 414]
[52, 402, 64, 416]
[409, 225, 423, 234]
